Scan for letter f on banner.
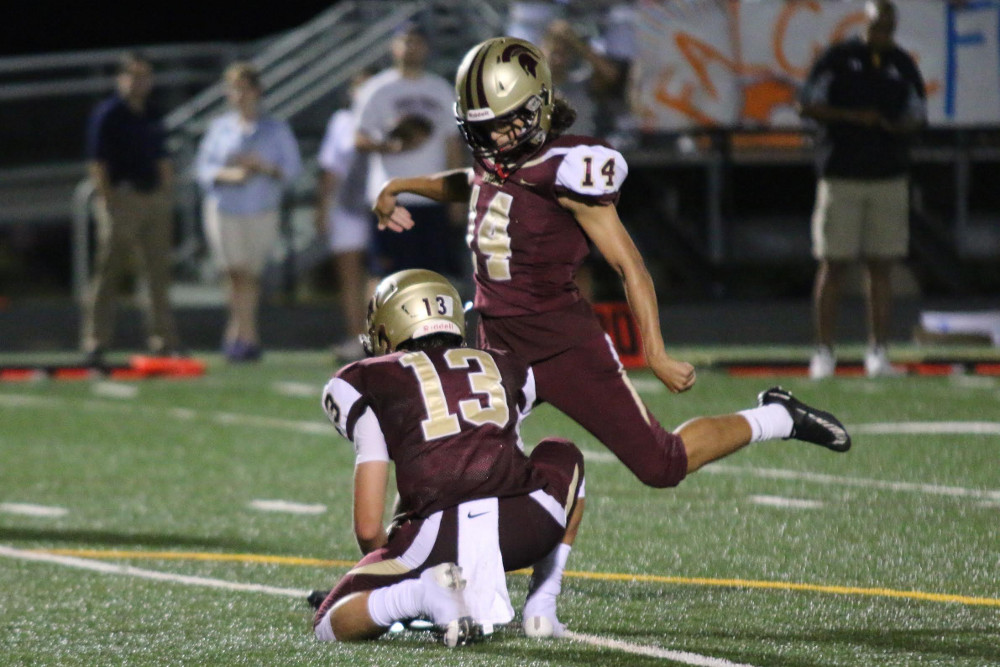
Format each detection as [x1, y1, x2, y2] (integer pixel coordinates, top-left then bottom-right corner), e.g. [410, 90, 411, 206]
[946, 1, 1000, 121]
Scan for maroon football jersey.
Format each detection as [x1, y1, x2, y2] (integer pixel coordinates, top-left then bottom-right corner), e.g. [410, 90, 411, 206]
[467, 135, 627, 317]
[322, 346, 544, 519]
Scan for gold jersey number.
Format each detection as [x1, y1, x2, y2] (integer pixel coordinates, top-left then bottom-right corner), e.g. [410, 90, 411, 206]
[467, 184, 514, 281]
[400, 349, 510, 441]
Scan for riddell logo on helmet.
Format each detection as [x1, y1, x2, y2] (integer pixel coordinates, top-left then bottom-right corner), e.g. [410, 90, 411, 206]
[417, 322, 461, 336]
[466, 108, 495, 121]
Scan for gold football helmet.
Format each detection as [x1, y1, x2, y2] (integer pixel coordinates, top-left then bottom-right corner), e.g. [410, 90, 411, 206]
[362, 269, 465, 356]
[454, 36, 553, 175]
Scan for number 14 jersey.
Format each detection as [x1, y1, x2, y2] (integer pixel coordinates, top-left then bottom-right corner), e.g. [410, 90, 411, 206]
[467, 135, 628, 317]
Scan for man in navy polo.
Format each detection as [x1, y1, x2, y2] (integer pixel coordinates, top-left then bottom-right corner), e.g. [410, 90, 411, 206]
[81, 52, 182, 364]
[799, 0, 926, 379]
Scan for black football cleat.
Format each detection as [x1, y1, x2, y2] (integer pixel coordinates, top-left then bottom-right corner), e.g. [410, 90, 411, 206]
[307, 589, 330, 610]
[758, 386, 851, 452]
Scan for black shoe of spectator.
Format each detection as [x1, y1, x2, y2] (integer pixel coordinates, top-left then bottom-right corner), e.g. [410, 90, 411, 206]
[83, 348, 105, 368]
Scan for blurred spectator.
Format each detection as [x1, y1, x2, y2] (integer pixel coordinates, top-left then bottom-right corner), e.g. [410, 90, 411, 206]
[798, 0, 926, 378]
[195, 62, 302, 362]
[314, 68, 374, 361]
[506, 1, 563, 45]
[540, 21, 597, 137]
[508, 2, 637, 143]
[353, 23, 466, 285]
[81, 52, 182, 365]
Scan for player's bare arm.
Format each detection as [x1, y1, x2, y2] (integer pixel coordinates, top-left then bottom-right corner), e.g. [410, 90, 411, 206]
[373, 169, 473, 232]
[353, 461, 389, 554]
[562, 196, 696, 394]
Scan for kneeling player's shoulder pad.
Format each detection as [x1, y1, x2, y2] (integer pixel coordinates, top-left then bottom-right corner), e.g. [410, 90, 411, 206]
[554, 143, 628, 203]
[322, 359, 377, 440]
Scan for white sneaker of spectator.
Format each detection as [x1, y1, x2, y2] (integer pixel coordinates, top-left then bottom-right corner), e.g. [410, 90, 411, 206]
[809, 346, 836, 380]
[864, 345, 903, 378]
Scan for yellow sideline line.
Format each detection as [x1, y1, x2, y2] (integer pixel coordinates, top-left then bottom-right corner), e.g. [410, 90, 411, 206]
[32, 548, 1000, 608]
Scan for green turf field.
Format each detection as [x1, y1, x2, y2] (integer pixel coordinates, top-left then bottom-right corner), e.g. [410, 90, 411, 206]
[1, 349, 998, 666]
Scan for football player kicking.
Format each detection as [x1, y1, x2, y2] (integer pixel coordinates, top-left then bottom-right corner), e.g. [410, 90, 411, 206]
[370, 37, 853, 636]
[312, 269, 585, 646]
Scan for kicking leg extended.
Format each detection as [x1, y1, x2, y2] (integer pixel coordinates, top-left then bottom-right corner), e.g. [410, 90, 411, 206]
[679, 386, 852, 474]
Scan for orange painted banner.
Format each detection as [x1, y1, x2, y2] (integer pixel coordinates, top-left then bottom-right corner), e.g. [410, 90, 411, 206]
[634, 0, 999, 130]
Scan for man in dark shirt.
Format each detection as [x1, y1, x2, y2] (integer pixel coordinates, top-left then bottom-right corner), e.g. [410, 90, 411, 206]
[312, 269, 585, 646]
[81, 52, 181, 363]
[799, 0, 926, 379]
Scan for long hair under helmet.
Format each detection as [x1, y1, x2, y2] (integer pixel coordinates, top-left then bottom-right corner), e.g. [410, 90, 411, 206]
[454, 37, 553, 179]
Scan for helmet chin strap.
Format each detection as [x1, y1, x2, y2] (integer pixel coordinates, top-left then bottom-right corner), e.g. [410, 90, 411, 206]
[476, 132, 546, 182]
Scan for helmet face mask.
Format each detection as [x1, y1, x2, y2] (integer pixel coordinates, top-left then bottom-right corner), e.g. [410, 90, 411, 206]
[455, 37, 553, 176]
[362, 269, 465, 357]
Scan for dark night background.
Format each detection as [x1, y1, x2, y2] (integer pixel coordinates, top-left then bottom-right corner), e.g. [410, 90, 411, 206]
[3, 2, 339, 55]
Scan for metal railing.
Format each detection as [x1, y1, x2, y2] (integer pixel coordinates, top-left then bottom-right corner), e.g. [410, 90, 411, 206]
[161, 2, 362, 135]
[56, 0, 508, 303]
[0, 42, 243, 103]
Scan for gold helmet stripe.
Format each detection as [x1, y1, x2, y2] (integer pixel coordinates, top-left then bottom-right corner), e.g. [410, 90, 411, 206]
[466, 42, 491, 111]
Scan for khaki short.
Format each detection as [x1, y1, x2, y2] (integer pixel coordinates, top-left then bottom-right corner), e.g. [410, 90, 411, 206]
[202, 199, 280, 275]
[811, 176, 910, 261]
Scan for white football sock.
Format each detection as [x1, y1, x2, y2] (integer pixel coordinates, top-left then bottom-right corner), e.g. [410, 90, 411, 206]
[367, 578, 423, 628]
[313, 613, 337, 641]
[526, 542, 571, 606]
[738, 404, 794, 442]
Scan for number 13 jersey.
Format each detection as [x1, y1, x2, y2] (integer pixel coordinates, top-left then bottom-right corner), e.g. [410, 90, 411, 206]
[467, 135, 628, 317]
[322, 346, 545, 520]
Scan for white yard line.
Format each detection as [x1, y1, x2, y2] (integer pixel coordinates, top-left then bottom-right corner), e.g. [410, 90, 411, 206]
[0, 545, 308, 597]
[91, 382, 139, 400]
[578, 451, 999, 503]
[272, 382, 320, 398]
[249, 499, 327, 515]
[565, 631, 758, 666]
[748, 495, 825, 509]
[629, 378, 667, 394]
[703, 465, 1000, 501]
[0, 503, 68, 517]
[852, 422, 1000, 435]
[210, 411, 330, 435]
[0, 394, 329, 436]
